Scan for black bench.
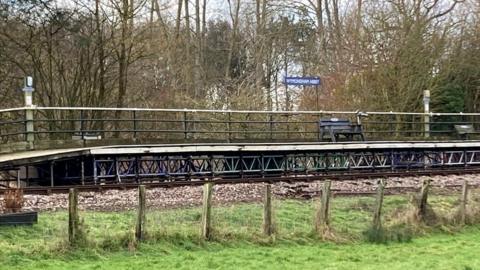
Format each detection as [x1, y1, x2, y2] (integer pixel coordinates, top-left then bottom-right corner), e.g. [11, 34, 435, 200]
[319, 118, 365, 142]
[72, 131, 102, 140]
[454, 124, 475, 140]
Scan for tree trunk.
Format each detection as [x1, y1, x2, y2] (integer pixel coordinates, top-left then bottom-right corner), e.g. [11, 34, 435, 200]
[95, 0, 106, 131]
[353, 0, 362, 64]
[184, 0, 193, 96]
[175, 0, 183, 39]
[225, 0, 240, 80]
[315, 0, 325, 52]
[114, 0, 131, 136]
[254, 0, 267, 101]
[194, 0, 202, 98]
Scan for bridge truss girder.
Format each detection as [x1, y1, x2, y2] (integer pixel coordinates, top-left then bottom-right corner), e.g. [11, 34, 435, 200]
[91, 149, 480, 183]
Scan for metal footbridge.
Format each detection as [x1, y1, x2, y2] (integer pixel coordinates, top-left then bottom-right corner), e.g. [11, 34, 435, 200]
[2, 141, 480, 189]
[1, 106, 480, 189]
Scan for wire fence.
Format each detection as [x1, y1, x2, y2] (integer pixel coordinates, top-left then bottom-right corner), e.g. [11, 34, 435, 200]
[1, 181, 478, 255]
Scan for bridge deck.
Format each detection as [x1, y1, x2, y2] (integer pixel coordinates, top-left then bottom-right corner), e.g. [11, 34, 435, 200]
[2, 140, 480, 189]
[88, 141, 480, 154]
[2, 140, 480, 169]
[0, 148, 89, 169]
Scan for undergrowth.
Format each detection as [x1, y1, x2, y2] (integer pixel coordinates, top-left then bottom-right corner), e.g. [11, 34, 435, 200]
[363, 189, 480, 244]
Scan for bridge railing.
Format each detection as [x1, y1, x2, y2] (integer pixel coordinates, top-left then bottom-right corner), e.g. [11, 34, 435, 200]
[1, 107, 480, 148]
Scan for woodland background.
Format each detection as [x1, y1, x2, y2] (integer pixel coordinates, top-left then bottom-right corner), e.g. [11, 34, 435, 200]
[0, 0, 478, 113]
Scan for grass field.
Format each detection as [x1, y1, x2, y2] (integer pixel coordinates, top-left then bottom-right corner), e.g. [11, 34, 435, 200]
[1, 194, 479, 269]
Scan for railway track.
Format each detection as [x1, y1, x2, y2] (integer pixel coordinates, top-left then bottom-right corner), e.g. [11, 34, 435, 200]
[2, 167, 480, 195]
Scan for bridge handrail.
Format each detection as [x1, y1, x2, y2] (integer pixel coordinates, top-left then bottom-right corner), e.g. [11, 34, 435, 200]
[1, 106, 480, 151]
[1, 106, 479, 116]
[0, 107, 29, 113]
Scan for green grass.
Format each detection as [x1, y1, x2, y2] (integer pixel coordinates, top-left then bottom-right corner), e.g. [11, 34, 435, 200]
[5, 227, 480, 270]
[0, 194, 478, 269]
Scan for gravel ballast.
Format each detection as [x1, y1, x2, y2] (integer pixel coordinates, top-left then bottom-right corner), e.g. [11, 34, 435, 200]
[1, 174, 478, 213]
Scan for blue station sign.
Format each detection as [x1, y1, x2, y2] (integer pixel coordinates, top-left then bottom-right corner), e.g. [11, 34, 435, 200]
[284, 76, 321, 86]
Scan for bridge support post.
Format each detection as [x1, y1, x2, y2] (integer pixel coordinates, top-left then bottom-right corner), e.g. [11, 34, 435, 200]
[201, 182, 213, 240]
[263, 183, 275, 236]
[50, 162, 54, 187]
[93, 158, 98, 185]
[81, 159, 85, 185]
[16, 169, 20, 188]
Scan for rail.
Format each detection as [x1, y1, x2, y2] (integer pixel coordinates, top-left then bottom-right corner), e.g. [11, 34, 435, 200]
[1, 167, 479, 195]
[1, 107, 480, 147]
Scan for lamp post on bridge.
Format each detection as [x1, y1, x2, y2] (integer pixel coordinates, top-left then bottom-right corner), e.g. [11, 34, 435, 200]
[23, 76, 35, 148]
[423, 90, 430, 138]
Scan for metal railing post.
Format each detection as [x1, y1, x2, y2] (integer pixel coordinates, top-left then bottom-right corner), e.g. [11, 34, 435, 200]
[286, 114, 290, 140]
[132, 110, 137, 142]
[192, 111, 197, 140]
[79, 110, 84, 139]
[388, 112, 396, 138]
[24, 108, 34, 147]
[227, 112, 232, 143]
[22, 76, 35, 149]
[317, 113, 321, 141]
[183, 111, 188, 140]
[269, 114, 273, 140]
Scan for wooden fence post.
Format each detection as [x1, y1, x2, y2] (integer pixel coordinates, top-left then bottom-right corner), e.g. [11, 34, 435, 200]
[459, 180, 469, 225]
[372, 179, 386, 230]
[315, 180, 331, 234]
[201, 182, 213, 240]
[263, 184, 275, 236]
[135, 185, 146, 241]
[416, 179, 430, 221]
[68, 188, 79, 246]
